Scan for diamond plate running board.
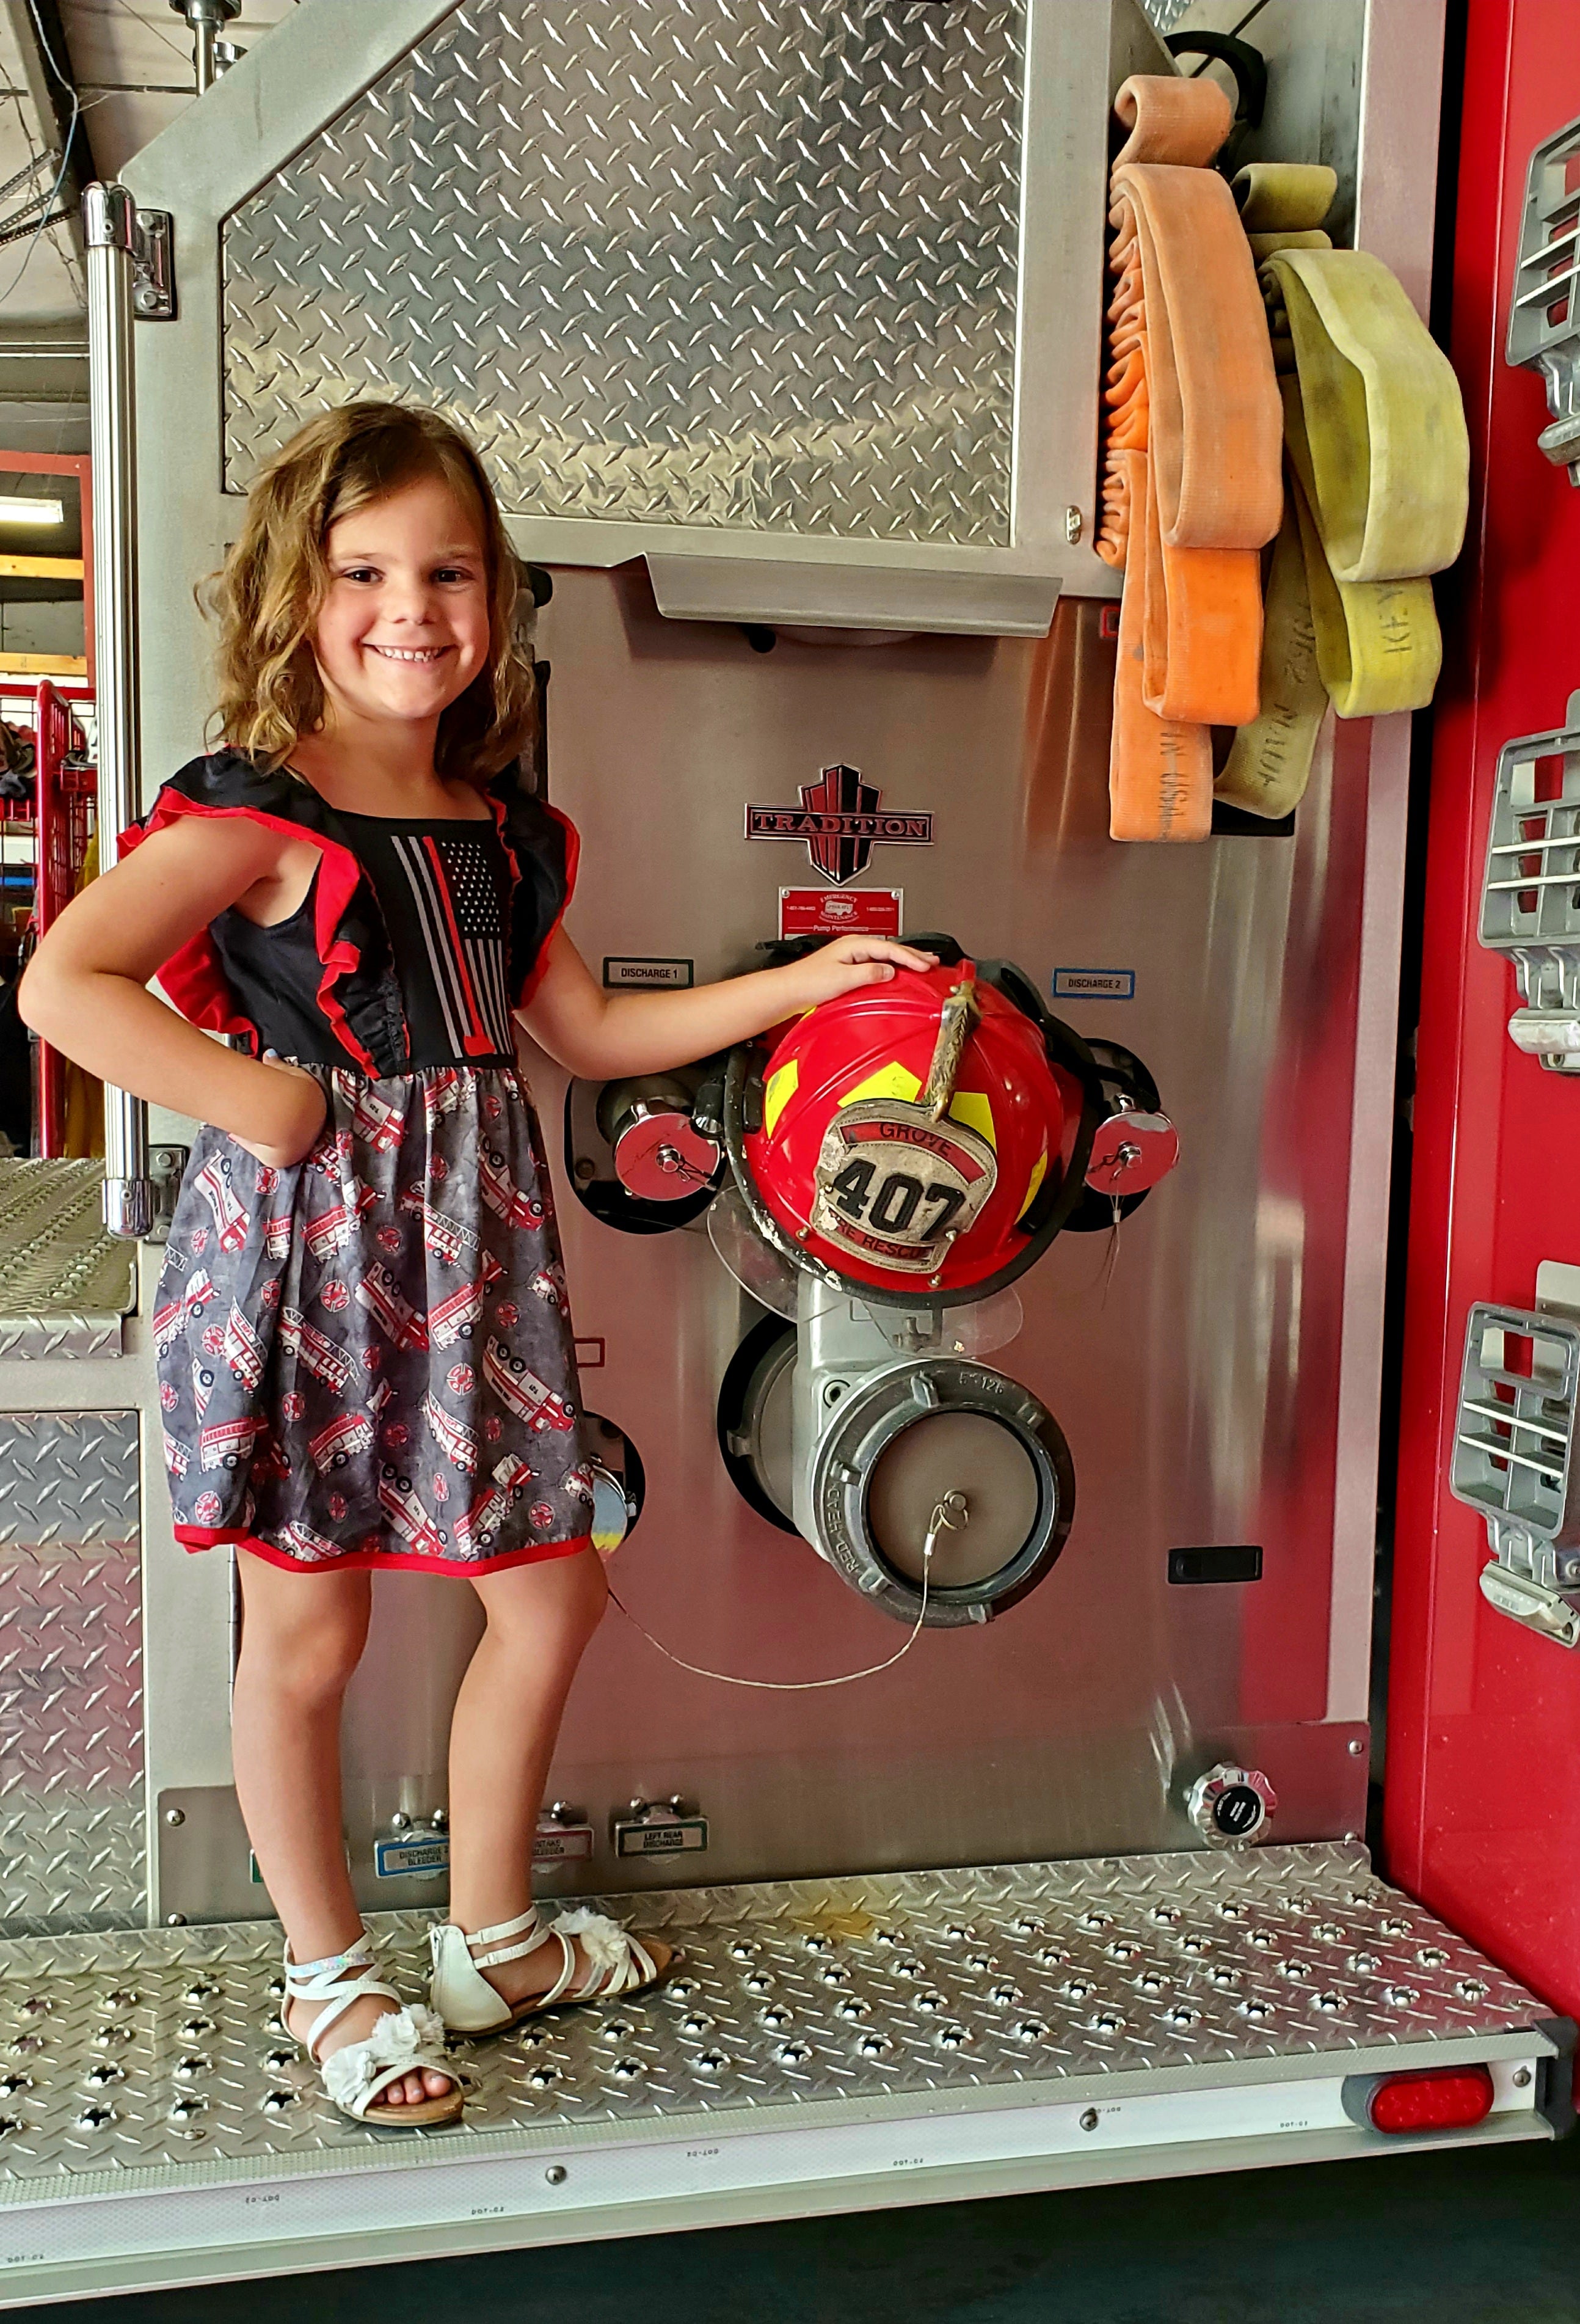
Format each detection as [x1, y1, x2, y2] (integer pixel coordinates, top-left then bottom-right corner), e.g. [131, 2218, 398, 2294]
[0, 1844, 1566, 2307]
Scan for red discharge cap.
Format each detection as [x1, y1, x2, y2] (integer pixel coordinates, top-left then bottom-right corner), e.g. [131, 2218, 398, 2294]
[744, 962, 1069, 1295]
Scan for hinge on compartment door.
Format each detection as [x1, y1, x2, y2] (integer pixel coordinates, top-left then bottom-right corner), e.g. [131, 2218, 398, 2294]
[131, 210, 174, 320]
[1509, 110, 1580, 482]
[1479, 695, 1580, 1072]
[1451, 1268, 1580, 1648]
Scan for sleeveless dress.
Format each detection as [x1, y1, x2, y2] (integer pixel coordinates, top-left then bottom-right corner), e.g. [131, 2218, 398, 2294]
[134, 751, 592, 1576]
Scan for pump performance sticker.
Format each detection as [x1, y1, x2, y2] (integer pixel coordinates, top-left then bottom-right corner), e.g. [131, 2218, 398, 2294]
[779, 887, 902, 940]
[1054, 967, 1135, 1001]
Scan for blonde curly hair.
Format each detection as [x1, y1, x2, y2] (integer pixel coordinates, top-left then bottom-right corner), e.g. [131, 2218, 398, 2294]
[205, 401, 534, 783]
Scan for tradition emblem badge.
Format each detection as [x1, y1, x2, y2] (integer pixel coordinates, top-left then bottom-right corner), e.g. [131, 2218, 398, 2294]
[746, 765, 933, 886]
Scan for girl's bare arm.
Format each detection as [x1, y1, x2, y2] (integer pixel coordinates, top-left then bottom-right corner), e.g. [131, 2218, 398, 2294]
[19, 817, 329, 1167]
[517, 928, 937, 1081]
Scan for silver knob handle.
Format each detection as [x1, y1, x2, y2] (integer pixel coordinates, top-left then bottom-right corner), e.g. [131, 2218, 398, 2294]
[1186, 1763, 1277, 1849]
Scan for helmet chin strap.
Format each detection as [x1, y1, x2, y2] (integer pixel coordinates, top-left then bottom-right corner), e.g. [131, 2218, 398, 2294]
[606, 1496, 966, 1691]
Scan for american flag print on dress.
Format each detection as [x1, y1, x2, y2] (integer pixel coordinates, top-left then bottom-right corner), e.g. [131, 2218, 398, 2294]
[388, 831, 514, 1061]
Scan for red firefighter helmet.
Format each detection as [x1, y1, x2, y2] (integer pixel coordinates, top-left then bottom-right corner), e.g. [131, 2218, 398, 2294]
[743, 962, 1069, 1296]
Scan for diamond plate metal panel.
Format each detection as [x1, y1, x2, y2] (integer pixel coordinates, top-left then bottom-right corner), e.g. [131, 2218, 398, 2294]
[0, 1162, 134, 1353]
[1141, 0, 1192, 28]
[0, 1845, 1547, 2185]
[220, 1, 1024, 546]
[0, 1315, 123, 1362]
[0, 1416, 145, 1939]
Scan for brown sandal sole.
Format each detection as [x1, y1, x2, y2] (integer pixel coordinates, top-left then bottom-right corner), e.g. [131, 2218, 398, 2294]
[362, 2086, 466, 2128]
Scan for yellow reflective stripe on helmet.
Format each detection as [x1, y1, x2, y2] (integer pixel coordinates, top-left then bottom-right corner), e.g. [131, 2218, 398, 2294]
[839, 1062, 922, 1108]
[948, 1090, 996, 1149]
[763, 1060, 799, 1138]
[1016, 1147, 1049, 1222]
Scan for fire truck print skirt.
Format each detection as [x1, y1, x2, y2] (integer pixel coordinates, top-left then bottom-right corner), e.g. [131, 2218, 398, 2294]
[153, 1065, 592, 1573]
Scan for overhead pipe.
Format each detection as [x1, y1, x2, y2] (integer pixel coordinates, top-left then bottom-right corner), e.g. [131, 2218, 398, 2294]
[167, 0, 242, 95]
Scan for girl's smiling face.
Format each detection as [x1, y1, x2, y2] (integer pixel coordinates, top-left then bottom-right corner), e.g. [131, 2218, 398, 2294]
[313, 472, 491, 734]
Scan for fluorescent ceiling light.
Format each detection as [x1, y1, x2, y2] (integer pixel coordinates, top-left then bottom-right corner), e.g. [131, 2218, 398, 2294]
[0, 497, 63, 525]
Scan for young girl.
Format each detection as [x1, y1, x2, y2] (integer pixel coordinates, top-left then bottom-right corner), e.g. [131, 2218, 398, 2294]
[21, 402, 931, 2129]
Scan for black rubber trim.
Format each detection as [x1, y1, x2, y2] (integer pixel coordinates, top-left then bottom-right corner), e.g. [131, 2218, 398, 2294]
[562, 1083, 721, 1237]
[715, 1316, 800, 1536]
[584, 1409, 647, 1547]
[1061, 1037, 1165, 1236]
[1162, 31, 1268, 131]
[1536, 2015, 1578, 2138]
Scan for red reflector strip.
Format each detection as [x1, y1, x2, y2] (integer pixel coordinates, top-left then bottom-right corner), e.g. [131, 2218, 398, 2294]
[1367, 2065, 1496, 2134]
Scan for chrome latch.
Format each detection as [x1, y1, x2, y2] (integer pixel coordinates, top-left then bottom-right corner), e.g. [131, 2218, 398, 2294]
[1478, 695, 1580, 1072]
[129, 210, 175, 320]
[145, 1146, 188, 1245]
[1451, 1265, 1580, 1649]
[1186, 1763, 1277, 1849]
[1509, 109, 1580, 483]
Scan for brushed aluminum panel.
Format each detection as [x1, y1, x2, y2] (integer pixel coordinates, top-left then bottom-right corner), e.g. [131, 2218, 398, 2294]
[0, 1846, 1548, 2187]
[220, 0, 1025, 547]
[414, 568, 1369, 1885]
[0, 1414, 144, 1937]
[137, 565, 1385, 1907]
[109, 0, 1436, 1925]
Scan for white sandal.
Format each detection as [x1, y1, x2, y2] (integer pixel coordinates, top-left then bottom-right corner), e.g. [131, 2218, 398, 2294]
[429, 1903, 678, 2036]
[283, 1938, 465, 2127]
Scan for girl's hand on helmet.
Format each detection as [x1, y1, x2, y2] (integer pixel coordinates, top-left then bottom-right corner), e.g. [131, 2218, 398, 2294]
[782, 936, 937, 1010]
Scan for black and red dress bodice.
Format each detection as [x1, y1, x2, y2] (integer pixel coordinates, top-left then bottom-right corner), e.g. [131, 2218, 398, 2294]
[126, 751, 578, 1075]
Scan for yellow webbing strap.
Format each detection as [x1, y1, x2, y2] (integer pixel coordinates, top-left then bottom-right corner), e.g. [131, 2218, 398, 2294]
[1264, 249, 1469, 583]
[1234, 163, 1338, 233]
[1282, 381, 1445, 718]
[1099, 78, 1283, 842]
[1218, 175, 1469, 813]
[1247, 228, 1333, 260]
[1215, 497, 1327, 817]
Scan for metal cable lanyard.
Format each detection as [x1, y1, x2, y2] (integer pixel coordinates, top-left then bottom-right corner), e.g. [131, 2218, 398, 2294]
[607, 1494, 966, 1692]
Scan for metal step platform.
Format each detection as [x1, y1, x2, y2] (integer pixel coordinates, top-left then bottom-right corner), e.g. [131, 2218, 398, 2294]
[0, 1158, 136, 1358]
[0, 1843, 1566, 2306]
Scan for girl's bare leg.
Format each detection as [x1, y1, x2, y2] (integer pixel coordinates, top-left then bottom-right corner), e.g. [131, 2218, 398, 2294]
[232, 1548, 450, 2103]
[448, 1546, 609, 2001]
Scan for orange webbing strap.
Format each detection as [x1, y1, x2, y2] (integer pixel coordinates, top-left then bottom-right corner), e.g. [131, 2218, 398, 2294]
[1113, 73, 1233, 168]
[1110, 448, 1214, 842]
[1098, 79, 1283, 843]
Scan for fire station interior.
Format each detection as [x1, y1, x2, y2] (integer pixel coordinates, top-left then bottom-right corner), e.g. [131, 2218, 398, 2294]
[0, 0, 1578, 2314]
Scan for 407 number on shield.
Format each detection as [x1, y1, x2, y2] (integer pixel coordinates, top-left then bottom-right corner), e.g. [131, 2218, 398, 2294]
[824, 1158, 967, 1243]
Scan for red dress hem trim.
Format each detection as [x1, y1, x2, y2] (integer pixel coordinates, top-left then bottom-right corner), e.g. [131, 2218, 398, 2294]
[176, 1523, 594, 1576]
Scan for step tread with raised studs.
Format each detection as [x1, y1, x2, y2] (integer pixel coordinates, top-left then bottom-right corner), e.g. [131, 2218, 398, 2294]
[0, 1843, 1552, 2206]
